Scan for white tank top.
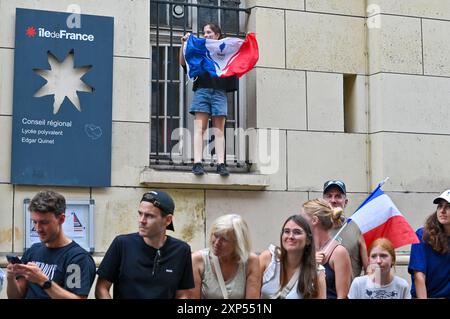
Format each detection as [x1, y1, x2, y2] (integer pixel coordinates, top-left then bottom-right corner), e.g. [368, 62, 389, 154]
[260, 244, 325, 299]
[260, 245, 303, 299]
[200, 248, 247, 299]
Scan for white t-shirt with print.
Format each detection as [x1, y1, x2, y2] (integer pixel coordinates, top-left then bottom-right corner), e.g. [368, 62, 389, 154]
[348, 275, 411, 299]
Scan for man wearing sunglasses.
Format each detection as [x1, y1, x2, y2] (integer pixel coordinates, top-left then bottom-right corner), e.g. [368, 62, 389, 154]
[323, 180, 368, 279]
[95, 190, 194, 298]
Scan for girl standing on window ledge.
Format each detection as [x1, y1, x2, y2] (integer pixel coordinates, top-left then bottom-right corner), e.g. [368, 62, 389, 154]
[179, 23, 238, 176]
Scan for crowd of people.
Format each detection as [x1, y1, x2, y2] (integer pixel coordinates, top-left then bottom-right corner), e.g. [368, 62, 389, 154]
[2, 22, 449, 300]
[3, 182, 449, 299]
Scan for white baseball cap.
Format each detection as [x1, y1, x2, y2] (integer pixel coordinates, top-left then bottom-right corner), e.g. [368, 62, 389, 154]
[433, 189, 450, 204]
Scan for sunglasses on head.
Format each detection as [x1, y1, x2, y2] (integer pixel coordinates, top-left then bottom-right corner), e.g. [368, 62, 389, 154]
[325, 180, 344, 187]
[142, 193, 163, 210]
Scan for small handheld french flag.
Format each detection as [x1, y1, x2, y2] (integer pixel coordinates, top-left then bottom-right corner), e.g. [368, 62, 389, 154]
[183, 33, 259, 79]
[349, 182, 419, 249]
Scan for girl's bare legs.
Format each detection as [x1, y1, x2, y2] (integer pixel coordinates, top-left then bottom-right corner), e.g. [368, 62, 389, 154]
[212, 116, 226, 164]
[193, 112, 209, 163]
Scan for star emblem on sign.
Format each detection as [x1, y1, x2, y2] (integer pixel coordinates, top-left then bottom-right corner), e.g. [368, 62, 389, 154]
[25, 26, 37, 37]
[33, 50, 93, 114]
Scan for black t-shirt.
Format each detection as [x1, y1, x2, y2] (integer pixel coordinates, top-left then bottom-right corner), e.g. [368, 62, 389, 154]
[21, 241, 96, 299]
[182, 65, 238, 92]
[97, 233, 194, 299]
[193, 72, 238, 92]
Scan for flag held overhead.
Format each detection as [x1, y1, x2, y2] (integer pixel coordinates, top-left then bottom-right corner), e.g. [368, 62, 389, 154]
[183, 33, 259, 79]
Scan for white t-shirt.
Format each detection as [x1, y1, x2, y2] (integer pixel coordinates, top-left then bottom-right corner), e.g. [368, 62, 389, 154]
[348, 275, 411, 299]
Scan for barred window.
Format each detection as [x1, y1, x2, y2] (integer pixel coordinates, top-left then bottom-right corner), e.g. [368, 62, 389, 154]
[150, 0, 249, 170]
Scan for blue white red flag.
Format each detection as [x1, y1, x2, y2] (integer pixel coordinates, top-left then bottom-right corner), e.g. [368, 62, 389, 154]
[183, 32, 259, 79]
[349, 182, 419, 249]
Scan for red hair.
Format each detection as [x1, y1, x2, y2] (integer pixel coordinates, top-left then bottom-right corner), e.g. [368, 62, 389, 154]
[368, 238, 396, 265]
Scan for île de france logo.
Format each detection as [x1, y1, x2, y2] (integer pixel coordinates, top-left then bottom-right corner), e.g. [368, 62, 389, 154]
[25, 26, 37, 37]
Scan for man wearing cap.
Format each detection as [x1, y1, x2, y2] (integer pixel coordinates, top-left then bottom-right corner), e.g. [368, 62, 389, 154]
[408, 189, 450, 298]
[95, 190, 194, 298]
[323, 180, 368, 279]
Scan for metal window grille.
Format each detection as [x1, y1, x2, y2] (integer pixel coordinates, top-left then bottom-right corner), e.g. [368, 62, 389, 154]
[150, 0, 251, 171]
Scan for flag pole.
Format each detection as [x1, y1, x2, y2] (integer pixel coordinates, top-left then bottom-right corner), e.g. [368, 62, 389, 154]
[320, 177, 390, 254]
[379, 176, 390, 187]
[321, 219, 351, 254]
[329, 219, 350, 244]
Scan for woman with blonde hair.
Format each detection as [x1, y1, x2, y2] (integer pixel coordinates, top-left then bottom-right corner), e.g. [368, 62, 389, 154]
[259, 214, 326, 299]
[301, 198, 352, 299]
[349, 238, 410, 299]
[190, 214, 260, 298]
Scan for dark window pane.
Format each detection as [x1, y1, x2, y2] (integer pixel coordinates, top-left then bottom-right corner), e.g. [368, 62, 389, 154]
[167, 83, 180, 116]
[159, 47, 165, 79]
[167, 119, 182, 154]
[151, 47, 157, 80]
[151, 117, 181, 155]
[151, 46, 165, 81]
[151, 82, 165, 116]
[198, 0, 218, 31]
[150, 2, 167, 26]
[167, 46, 180, 81]
[151, 118, 165, 154]
[221, 1, 240, 34]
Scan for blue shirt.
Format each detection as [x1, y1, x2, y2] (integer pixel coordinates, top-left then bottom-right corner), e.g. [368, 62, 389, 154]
[408, 228, 450, 298]
[21, 241, 96, 299]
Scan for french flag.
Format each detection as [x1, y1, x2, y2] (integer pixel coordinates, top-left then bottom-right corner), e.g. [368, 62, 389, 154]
[349, 182, 419, 249]
[183, 33, 259, 79]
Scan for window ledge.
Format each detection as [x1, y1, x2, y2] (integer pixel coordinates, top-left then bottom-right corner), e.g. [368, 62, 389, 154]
[140, 168, 269, 190]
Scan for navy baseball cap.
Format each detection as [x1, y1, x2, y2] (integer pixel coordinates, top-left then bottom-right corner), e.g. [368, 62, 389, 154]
[141, 190, 175, 231]
[323, 180, 346, 195]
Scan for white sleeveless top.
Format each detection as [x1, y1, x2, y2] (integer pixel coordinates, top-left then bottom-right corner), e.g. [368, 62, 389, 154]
[260, 244, 325, 299]
[200, 248, 247, 299]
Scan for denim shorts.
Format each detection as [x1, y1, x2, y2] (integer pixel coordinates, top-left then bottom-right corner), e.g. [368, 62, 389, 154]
[190, 88, 228, 117]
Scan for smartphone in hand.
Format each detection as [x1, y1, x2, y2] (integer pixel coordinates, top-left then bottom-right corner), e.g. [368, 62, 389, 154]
[6, 255, 23, 264]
